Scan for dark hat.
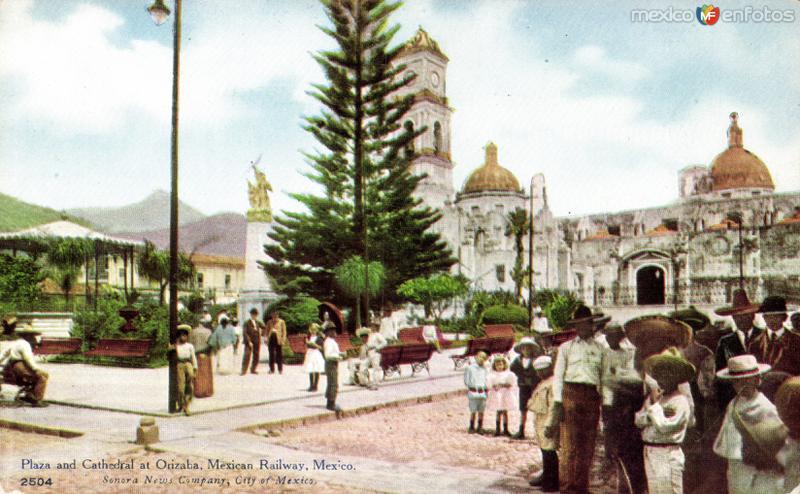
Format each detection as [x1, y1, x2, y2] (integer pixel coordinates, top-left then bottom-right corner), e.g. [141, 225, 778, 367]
[714, 288, 759, 316]
[669, 307, 711, 333]
[592, 310, 611, 327]
[250, 307, 259, 315]
[758, 296, 787, 315]
[603, 323, 625, 335]
[567, 304, 594, 325]
[624, 315, 693, 351]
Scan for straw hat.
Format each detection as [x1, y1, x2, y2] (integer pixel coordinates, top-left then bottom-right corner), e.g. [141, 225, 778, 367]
[355, 326, 371, 338]
[2, 314, 18, 327]
[758, 296, 788, 315]
[533, 355, 552, 370]
[716, 354, 771, 379]
[714, 288, 759, 316]
[775, 376, 800, 438]
[624, 315, 693, 350]
[643, 348, 696, 390]
[176, 324, 192, 336]
[514, 337, 540, 354]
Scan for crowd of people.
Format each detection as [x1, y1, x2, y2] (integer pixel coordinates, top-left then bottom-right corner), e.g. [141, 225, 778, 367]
[462, 290, 800, 494]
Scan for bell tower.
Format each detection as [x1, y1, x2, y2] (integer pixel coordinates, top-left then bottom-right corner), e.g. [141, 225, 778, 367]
[394, 27, 455, 211]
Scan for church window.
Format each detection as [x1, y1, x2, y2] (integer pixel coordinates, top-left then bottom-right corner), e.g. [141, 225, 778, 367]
[197, 273, 204, 288]
[434, 122, 442, 153]
[608, 225, 621, 236]
[495, 204, 504, 214]
[471, 205, 480, 215]
[752, 191, 761, 196]
[496, 264, 506, 283]
[225, 274, 232, 290]
[722, 192, 731, 199]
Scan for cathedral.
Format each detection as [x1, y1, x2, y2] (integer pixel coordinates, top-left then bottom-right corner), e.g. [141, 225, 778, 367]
[395, 28, 800, 307]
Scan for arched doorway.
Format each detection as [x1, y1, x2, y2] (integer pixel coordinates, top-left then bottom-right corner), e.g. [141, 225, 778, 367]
[637, 266, 665, 305]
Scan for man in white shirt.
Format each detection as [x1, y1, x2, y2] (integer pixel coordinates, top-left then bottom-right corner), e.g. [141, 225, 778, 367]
[545, 304, 606, 494]
[0, 315, 49, 407]
[324, 326, 346, 412]
[170, 325, 198, 415]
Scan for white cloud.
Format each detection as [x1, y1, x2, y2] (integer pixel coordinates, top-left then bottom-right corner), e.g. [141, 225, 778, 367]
[573, 45, 649, 83]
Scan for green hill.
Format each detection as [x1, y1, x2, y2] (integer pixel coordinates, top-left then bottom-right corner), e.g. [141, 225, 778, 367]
[0, 192, 88, 232]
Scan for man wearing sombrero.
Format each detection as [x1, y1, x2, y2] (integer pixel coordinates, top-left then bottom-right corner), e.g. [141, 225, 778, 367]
[748, 296, 800, 376]
[545, 304, 607, 494]
[0, 314, 49, 407]
[713, 354, 783, 494]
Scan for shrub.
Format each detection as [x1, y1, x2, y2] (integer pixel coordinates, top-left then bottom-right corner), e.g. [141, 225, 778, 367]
[544, 293, 581, 331]
[266, 295, 321, 334]
[482, 304, 529, 327]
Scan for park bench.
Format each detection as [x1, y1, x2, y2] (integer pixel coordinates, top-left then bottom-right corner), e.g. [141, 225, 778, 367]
[399, 326, 453, 349]
[333, 334, 355, 354]
[489, 336, 515, 355]
[84, 339, 153, 358]
[398, 327, 425, 344]
[450, 337, 497, 370]
[380, 343, 435, 378]
[484, 324, 515, 339]
[287, 334, 307, 357]
[34, 337, 82, 355]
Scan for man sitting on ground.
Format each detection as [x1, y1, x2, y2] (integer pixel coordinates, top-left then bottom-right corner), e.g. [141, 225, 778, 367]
[0, 315, 49, 407]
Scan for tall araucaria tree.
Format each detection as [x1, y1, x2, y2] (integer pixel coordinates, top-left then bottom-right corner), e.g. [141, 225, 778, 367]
[264, 0, 454, 318]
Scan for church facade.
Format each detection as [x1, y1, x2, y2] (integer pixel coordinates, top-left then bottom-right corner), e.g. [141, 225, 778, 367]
[395, 28, 800, 306]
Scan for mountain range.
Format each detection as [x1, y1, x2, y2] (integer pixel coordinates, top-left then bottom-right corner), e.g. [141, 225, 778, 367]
[66, 190, 206, 233]
[117, 213, 247, 258]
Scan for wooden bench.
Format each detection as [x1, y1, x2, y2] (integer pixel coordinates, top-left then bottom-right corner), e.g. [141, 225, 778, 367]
[84, 339, 153, 358]
[450, 337, 496, 370]
[489, 336, 515, 355]
[399, 326, 453, 349]
[287, 334, 307, 357]
[333, 334, 355, 354]
[34, 337, 82, 355]
[398, 327, 425, 344]
[380, 343, 435, 378]
[484, 324, 515, 339]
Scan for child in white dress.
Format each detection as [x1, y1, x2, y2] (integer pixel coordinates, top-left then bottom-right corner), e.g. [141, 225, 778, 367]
[303, 324, 325, 391]
[487, 355, 517, 436]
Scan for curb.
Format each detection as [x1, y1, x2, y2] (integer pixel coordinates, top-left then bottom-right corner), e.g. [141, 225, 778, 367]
[237, 388, 466, 433]
[0, 418, 84, 438]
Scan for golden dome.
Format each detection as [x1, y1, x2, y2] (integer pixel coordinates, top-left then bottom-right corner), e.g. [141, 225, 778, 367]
[710, 113, 774, 191]
[462, 142, 521, 194]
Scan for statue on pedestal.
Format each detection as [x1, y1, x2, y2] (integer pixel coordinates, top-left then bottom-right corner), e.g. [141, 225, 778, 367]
[247, 163, 273, 223]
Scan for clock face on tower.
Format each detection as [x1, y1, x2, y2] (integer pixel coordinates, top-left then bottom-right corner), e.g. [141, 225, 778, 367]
[710, 236, 730, 256]
[430, 72, 440, 88]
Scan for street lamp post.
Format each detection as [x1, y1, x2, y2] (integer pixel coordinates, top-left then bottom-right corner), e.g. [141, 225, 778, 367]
[527, 176, 534, 328]
[148, 0, 181, 414]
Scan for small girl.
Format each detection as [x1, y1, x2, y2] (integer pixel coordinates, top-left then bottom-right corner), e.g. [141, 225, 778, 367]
[303, 323, 325, 391]
[487, 355, 517, 436]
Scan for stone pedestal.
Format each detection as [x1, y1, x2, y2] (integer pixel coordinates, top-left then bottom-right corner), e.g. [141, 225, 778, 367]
[238, 221, 279, 318]
[136, 416, 159, 445]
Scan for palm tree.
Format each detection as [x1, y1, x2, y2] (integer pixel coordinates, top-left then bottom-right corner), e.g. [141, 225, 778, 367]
[333, 256, 385, 329]
[47, 238, 92, 309]
[505, 207, 530, 303]
[137, 241, 195, 305]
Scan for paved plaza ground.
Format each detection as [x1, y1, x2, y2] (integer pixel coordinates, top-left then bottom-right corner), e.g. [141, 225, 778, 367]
[2, 347, 575, 493]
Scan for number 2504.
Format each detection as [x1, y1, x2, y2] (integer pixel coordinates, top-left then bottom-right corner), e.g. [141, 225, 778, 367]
[21, 477, 53, 486]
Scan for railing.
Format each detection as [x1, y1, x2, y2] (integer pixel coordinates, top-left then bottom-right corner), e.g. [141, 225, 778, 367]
[591, 278, 769, 307]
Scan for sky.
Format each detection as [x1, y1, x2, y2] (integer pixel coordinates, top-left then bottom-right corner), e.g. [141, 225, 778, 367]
[1, 0, 799, 220]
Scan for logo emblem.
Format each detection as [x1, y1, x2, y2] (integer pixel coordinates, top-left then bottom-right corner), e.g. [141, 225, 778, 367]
[697, 4, 721, 25]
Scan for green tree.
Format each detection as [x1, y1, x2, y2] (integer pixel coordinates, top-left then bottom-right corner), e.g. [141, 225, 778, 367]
[0, 253, 44, 311]
[263, 0, 454, 309]
[137, 241, 194, 305]
[397, 273, 468, 322]
[505, 207, 529, 304]
[47, 238, 92, 308]
[333, 256, 385, 329]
